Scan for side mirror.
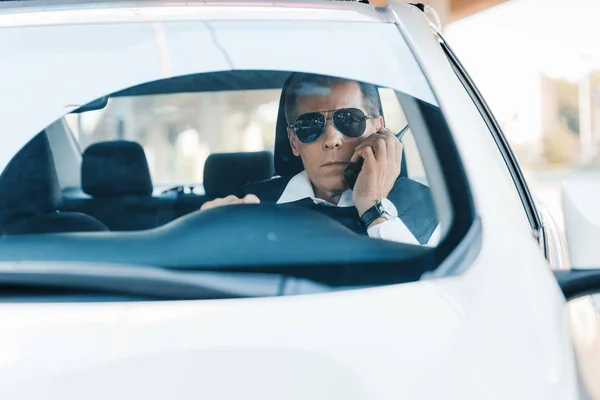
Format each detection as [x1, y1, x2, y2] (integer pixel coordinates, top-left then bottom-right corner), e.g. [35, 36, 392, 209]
[562, 177, 600, 269]
[556, 177, 600, 300]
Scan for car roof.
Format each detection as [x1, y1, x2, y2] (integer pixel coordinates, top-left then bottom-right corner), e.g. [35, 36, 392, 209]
[0, 0, 373, 9]
[0, 0, 397, 27]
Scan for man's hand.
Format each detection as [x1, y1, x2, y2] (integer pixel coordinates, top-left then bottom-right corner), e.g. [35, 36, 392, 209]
[350, 127, 402, 221]
[200, 194, 260, 211]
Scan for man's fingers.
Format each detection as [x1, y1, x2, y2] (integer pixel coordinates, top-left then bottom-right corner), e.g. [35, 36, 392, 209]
[243, 194, 261, 204]
[200, 194, 261, 211]
[350, 127, 398, 164]
[354, 136, 388, 161]
[201, 197, 231, 210]
[200, 199, 218, 211]
[373, 136, 387, 162]
[353, 136, 378, 153]
[380, 130, 399, 160]
[377, 127, 395, 137]
[351, 138, 373, 162]
[360, 145, 376, 166]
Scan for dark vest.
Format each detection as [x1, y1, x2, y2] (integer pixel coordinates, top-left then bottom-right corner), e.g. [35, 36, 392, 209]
[246, 175, 438, 245]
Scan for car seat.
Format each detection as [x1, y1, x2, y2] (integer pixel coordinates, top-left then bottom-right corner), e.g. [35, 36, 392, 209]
[61, 140, 168, 231]
[0, 132, 108, 234]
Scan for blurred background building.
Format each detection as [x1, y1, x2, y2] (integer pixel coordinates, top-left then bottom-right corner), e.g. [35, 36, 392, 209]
[445, 0, 600, 229]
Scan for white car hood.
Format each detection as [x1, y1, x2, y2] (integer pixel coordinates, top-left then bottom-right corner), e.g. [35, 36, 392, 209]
[0, 281, 465, 400]
[0, 260, 577, 400]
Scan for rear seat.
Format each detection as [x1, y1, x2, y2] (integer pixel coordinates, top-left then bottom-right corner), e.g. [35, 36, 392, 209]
[62, 141, 275, 231]
[204, 151, 274, 198]
[62, 141, 168, 231]
[169, 150, 275, 218]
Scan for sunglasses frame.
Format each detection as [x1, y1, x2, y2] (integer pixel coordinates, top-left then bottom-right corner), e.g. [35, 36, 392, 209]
[290, 108, 378, 143]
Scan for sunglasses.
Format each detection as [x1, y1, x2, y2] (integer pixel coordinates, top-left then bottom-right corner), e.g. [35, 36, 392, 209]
[290, 108, 376, 144]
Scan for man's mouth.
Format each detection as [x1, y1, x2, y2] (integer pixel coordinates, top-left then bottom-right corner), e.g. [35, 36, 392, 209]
[321, 161, 349, 167]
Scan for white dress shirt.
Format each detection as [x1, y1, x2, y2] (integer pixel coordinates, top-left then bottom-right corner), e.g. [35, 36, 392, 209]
[277, 170, 441, 246]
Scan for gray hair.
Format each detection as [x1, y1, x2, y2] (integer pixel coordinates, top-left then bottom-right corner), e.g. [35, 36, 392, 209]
[284, 73, 381, 126]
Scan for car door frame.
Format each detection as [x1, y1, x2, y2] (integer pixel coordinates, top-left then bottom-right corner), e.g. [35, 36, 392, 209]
[434, 30, 569, 269]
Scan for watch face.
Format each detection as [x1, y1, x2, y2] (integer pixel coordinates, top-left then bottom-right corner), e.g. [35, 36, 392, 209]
[380, 198, 398, 218]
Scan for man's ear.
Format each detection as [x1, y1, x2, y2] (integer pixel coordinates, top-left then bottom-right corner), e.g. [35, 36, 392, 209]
[374, 116, 384, 130]
[287, 128, 301, 156]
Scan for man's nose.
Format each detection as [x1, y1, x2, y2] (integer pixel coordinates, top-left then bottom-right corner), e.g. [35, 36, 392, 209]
[321, 120, 342, 150]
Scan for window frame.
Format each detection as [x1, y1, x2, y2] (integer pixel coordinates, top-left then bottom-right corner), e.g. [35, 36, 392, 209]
[437, 34, 544, 249]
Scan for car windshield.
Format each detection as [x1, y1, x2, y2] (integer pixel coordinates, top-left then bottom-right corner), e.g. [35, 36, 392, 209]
[0, 9, 469, 300]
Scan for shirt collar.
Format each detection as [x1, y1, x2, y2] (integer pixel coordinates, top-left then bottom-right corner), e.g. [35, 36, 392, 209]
[276, 170, 354, 207]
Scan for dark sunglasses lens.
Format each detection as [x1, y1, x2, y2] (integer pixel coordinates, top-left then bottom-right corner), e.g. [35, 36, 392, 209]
[294, 113, 326, 143]
[333, 108, 367, 137]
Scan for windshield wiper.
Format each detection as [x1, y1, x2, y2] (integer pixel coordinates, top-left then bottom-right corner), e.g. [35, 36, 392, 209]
[0, 262, 332, 300]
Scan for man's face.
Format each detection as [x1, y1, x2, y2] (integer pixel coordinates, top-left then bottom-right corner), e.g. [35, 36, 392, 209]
[287, 81, 383, 195]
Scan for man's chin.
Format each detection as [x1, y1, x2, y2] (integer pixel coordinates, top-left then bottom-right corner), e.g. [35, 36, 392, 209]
[319, 177, 349, 194]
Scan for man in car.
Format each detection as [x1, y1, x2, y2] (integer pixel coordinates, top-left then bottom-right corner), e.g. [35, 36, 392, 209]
[201, 73, 440, 246]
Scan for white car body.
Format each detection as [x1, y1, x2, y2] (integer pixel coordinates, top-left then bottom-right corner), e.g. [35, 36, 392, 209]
[0, 1, 580, 399]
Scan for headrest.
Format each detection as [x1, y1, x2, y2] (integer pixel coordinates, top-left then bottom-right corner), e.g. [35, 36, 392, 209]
[0, 131, 62, 214]
[82, 141, 153, 197]
[274, 74, 387, 177]
[204, 151, 274, 198]
[274, 74, 305, 177]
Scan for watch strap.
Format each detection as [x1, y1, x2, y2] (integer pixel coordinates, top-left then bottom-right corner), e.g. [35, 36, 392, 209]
[359, 202, 384, 229]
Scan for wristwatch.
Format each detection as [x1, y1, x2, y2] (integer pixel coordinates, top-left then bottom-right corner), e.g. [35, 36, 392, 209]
[359, 198, 398, 229]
